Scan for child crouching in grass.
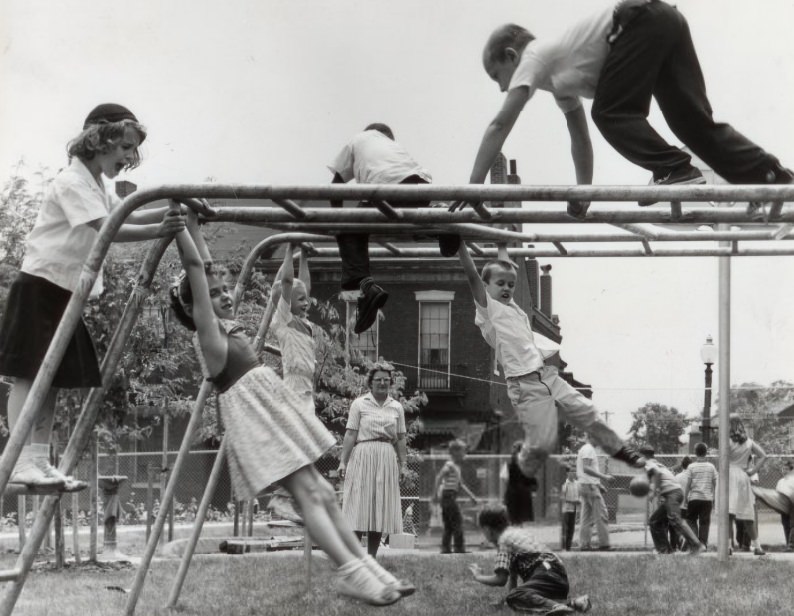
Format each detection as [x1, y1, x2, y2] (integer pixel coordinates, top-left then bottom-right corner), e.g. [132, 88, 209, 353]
[469, 504, 591, 615]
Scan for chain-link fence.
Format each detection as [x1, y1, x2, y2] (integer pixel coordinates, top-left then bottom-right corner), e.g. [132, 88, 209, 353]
[1, 450, 792, 550]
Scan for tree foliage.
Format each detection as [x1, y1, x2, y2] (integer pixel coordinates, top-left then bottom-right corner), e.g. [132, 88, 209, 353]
[728, 380, 794, 457]
[628, 402, 691, 454]
[0, 167, 425, 476]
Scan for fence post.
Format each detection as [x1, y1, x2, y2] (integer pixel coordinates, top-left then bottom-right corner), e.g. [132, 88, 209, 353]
[145, 464, 155, 544]
[88, 439, 98, 561]
[16, 496, 25, 551]
[71, 490, 81, 565]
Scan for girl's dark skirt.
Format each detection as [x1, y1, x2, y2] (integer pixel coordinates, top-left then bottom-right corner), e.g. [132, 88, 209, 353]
[0, 272, 101, 388]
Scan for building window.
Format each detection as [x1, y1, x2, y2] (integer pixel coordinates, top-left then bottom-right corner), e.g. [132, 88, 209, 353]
[415, 291, 454, 390]
[342, 291, 378, 363]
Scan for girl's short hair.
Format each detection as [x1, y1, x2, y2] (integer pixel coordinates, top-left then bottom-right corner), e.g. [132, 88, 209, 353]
[484, 24, 535, 64]
[67, 119, 147, 170]
[481, 259, 516, 283]
[478, 504, 509, 532]
[270, 279, 307, 307]
[366, 361, 395, 388]
[169, 263, 218, 332]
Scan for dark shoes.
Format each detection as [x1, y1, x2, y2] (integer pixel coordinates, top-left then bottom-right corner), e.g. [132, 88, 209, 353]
[638, 166, 706, 206]
[747, 161, 794, 221]
[438, 234, 461, 257]
[354, 284, 389, 334]
[612, 445, 647, 468]
[567, 200, 590, 220]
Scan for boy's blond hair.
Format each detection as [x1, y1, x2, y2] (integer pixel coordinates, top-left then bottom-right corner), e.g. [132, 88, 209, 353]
[481, 259, 517, 283]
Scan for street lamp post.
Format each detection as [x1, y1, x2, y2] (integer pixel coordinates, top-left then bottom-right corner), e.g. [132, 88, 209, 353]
[700, 335, 717, 448]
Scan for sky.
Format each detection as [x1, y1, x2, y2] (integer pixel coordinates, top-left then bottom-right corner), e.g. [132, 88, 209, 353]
[2, 0, 793, 440]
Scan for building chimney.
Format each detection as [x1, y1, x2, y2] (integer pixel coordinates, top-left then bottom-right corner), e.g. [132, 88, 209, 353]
[525, 258, 539, 308]
[115, 180, 137, 198]
[540, 264, 553, 316]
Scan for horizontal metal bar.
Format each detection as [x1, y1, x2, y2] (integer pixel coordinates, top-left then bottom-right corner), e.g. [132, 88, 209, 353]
[261, 221, 794, 243]
[372, 200, 403, 220]
[128, 182, 794, 204]
[0, 570, 19, 583]
[203, 205, 794, 225]
[307, 246, 794, 258]
[272, 198, 308, 220]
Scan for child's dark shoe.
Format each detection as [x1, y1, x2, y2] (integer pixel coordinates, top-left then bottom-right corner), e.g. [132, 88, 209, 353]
[354, 285, 388, 334]
[638, 166, 705, 206]
[438, 234, 461, 257]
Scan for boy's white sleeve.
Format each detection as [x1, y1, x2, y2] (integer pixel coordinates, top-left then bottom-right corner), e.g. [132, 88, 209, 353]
[327, 142, 355, 182]
[533, 331, 560, 359]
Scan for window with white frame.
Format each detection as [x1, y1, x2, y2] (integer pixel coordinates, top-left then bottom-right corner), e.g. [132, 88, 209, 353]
[415, 291, 454, 390]
[342, 291, 379, 363]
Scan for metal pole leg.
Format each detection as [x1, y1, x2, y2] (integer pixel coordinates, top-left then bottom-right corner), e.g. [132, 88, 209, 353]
[166, 438, 228, 608]
[124, 381, 212, 616]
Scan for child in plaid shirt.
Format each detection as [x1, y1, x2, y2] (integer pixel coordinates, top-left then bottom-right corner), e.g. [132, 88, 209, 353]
[469, 504, 591, 615]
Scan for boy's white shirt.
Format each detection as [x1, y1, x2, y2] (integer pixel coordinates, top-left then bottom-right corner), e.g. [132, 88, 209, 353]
[474, 293, 558, 378]
[22, 158, 113, 296]
[327, 129, 431, 185]
[508, 3, 614, 113]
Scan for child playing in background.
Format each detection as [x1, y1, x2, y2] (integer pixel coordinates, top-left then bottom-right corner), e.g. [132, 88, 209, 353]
[469, 504, 591, 615]
[267, 243, 317, 522]
[457, 241, 645, 479]
[685, 442, 717, 548]
[560, 467, 579, 551]
[639, 446, 704, 555]
[169, 211, 411, 606]
[453, 2, 793, 218]
[0, 103, 190, 492]
[271, 244, 315, 417]
[329, 123, 460, 334]
[433, 439, 478, 554]
[503, 440, 538, 525]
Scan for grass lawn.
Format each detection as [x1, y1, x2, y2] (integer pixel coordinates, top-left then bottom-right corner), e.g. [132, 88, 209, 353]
[4, 551, 794, 616]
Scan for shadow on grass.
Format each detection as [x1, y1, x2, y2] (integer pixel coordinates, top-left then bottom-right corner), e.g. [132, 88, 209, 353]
[2, 551, 793, 616]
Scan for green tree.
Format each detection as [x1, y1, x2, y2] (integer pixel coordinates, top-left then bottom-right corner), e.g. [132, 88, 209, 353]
[728, 380, 794, 457]
[628, 402, 691, 454]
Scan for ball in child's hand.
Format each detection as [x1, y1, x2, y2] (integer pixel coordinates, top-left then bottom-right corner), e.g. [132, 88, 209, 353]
[629, 474, 650, 497]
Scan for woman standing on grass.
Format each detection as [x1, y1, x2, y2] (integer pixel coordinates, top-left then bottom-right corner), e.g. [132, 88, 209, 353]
[338, 363, 407, 558]
[728, 415, 767, 556]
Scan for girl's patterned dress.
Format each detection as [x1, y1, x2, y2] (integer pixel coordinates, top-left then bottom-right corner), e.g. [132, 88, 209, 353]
[208, 324, 335, 500]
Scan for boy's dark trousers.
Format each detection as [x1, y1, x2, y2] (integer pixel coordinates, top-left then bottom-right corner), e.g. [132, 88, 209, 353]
[440, 489, 465, 553]
[336, 175, 429, 290]
[592, 0, 777, 183]
[649, 489, 701, 553]
[561, 509, 576, 550]
[686, 499, 713, 546]
[505, 563, 570, 613]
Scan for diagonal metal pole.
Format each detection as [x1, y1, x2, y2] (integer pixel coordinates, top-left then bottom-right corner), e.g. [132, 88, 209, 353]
[129, 232, 312, 613]
[124, 380, 214, 615]
[0, 236, 173, 616]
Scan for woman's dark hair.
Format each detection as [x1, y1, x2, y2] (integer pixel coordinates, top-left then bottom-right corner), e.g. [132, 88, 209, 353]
[168, 263, 217, 332]
[729, 414, 748, 444]
[366, 361, 395, 389]
[478, 504, 509, 533]
[680, 456, 692, 470]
